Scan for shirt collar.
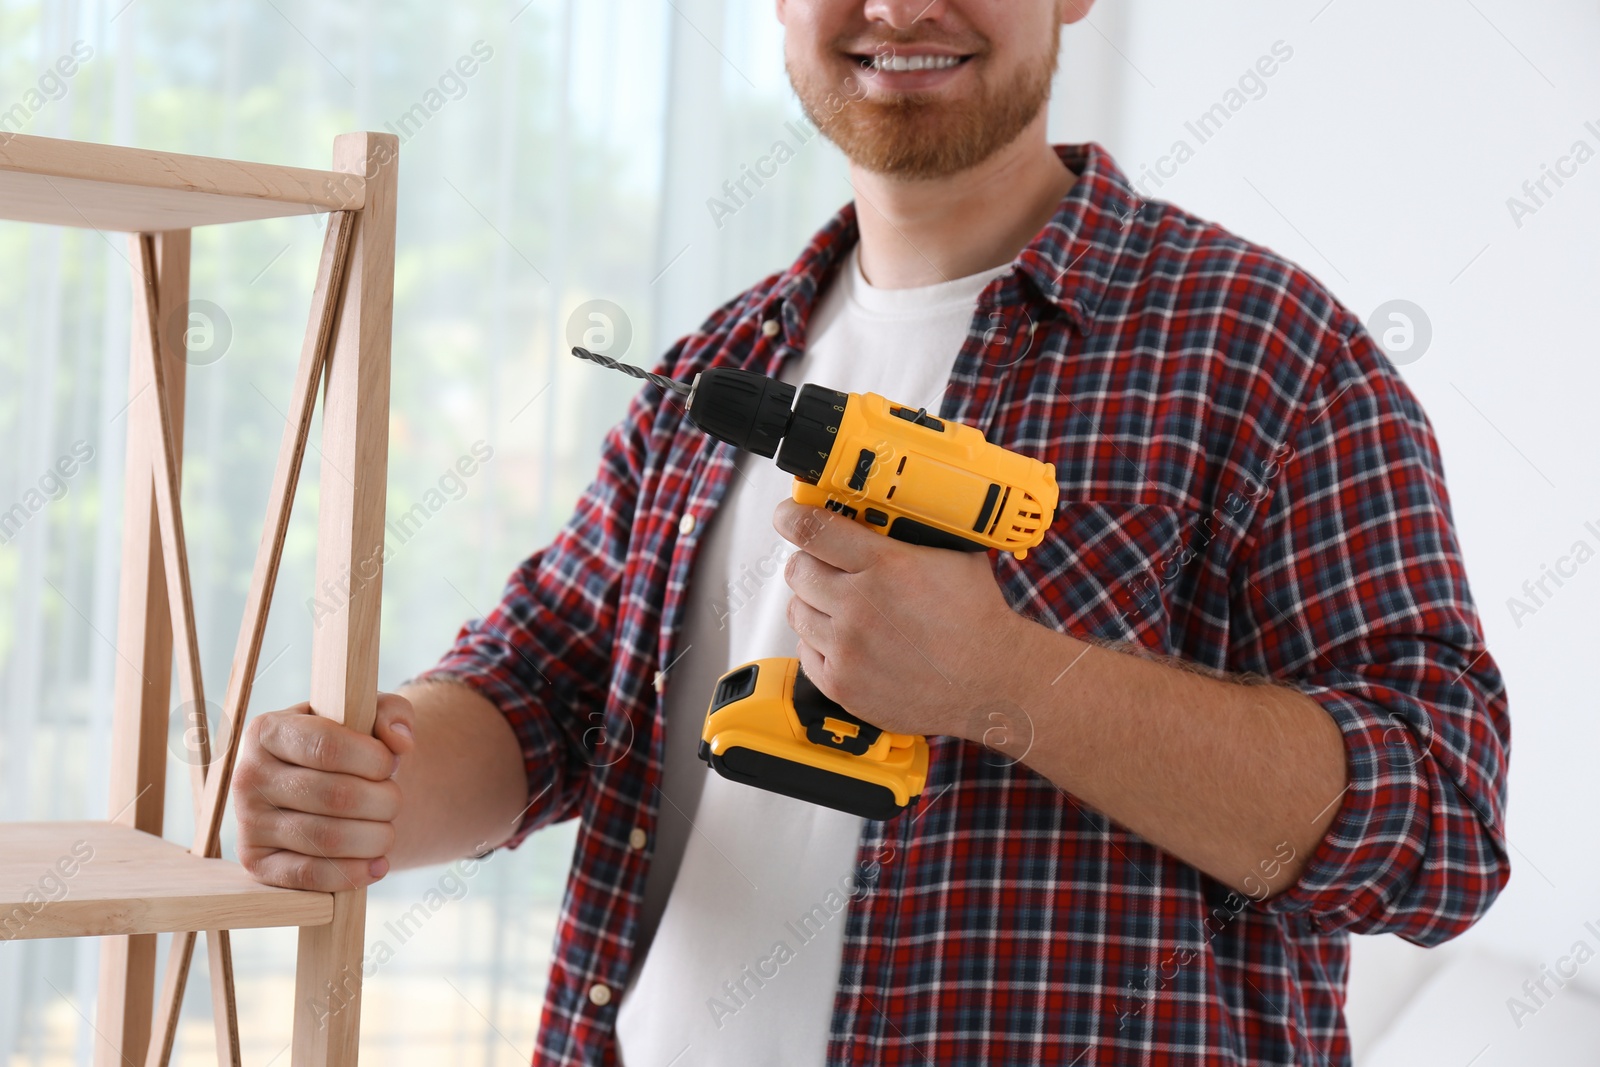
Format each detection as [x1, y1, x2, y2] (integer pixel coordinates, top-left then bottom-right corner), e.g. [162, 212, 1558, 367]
[764, 142, 1144, 341]
[1014, 142, 1147, 332]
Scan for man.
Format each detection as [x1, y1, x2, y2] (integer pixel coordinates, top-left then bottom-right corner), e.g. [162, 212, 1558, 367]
[233, 1, 1511, 1064]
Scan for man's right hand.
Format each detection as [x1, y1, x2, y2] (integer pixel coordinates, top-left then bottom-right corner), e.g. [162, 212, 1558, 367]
[233, 692, 417, 892]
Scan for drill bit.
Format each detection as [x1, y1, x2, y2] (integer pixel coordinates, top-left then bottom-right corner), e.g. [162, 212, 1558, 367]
[570, 346, 692, 396]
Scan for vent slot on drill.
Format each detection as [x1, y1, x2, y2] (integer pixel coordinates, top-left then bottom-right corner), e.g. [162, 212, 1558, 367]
[712, 664, 759, 710]
[1002, 490, 1046, 541]
[986, 486, 1012, 537]
[973, 482, 1002, 533]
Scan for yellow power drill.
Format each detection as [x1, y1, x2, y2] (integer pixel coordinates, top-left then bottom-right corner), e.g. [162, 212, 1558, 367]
[572, 346, 1059, 820]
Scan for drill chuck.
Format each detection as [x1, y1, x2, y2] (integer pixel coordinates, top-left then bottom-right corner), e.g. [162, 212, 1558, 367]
[684, 367, 795, 458]
[687, 368, 847, 485]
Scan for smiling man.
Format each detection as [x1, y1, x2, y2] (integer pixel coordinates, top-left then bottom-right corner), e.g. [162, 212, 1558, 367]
[232, 2, 1511, 1065]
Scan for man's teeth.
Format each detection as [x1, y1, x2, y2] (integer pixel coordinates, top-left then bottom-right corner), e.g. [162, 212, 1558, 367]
[871, 53, 964, 72]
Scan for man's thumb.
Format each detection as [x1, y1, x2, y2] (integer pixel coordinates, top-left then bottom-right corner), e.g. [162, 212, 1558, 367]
[374, 692, 416, 758]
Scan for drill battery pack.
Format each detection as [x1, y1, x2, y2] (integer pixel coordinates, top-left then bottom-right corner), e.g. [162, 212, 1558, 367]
[698, 658, 929, 820]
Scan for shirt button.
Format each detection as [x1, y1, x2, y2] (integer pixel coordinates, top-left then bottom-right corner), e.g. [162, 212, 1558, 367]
[629, 827, 648, 850]
[762, 318, 780, 338]
[678, 512, 696, 536]
[588, 982, 612, 1007]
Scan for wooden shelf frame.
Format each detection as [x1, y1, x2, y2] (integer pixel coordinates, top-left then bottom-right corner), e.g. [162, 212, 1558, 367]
[0, 131, 397, 1067]
[0, 822, 334, 939]
[0, 131, 366, 230]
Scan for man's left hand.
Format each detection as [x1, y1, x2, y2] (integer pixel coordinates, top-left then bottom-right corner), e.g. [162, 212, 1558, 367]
[774, 497, 1029, 742]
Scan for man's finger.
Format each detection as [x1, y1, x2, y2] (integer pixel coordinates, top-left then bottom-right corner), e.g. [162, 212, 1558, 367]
[794, 640, 840, 707]
[257, 707, 400, 782]
[237, 846, 385, 893]
[787, 594, 837, 654]
[373, 691, 416, 762]
[251, 810, 396, 860]
[773, 498, 881, 573]
[250, 761, 403, 823]
[784, 545, 850, 611]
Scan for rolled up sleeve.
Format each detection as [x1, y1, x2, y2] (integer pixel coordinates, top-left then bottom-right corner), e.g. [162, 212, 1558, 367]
[1229, 326, 1511, 944]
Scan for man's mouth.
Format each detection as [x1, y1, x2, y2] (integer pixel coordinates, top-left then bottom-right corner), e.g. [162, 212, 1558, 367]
[857, 52, 972, 73]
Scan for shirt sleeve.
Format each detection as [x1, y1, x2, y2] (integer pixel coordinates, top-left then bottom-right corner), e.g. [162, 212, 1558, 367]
[1227, 324, 1511, 945]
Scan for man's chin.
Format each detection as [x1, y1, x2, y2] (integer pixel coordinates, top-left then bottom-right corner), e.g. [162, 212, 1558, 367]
[831, 107, 990, 180]
[792, 46, 1057, 182]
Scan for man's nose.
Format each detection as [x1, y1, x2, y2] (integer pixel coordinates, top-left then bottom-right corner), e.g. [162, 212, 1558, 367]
[861, 0, 950, 32]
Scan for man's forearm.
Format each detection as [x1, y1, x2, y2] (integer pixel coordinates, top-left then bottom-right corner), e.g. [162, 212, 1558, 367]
[986, 619, 1349, 899]
[389, 679, 531, 870]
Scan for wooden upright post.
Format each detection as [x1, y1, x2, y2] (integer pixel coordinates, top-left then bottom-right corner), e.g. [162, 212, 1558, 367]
[291, 131, 397, 1067]
[95, 229, 190, 1067]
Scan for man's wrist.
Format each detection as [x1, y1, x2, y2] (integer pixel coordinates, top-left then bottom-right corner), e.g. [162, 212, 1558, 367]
[958, 608, 1078, 755]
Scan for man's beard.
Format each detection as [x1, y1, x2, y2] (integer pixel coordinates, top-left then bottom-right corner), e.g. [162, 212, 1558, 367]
[788, 27, 1060, 181]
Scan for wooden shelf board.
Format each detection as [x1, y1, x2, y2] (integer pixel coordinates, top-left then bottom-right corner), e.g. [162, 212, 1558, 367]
[0, 821, 333, 940]
[0, 132, 364, 230]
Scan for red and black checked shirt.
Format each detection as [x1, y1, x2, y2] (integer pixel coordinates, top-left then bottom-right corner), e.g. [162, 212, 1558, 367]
[413, 143, 1511, 1066]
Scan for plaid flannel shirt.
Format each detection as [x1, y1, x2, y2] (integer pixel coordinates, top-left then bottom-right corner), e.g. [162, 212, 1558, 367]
[413, 143, 1511, 1066]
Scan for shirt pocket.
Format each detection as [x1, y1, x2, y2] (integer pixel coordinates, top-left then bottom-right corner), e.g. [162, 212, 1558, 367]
[999, 500, 1193, 655]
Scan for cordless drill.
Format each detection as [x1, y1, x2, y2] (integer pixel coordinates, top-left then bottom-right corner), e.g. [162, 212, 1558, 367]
[572, 346, 1059, 820]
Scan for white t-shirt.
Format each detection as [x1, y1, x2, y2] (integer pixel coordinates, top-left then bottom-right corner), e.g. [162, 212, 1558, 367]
[615, 244, 1012, 1067]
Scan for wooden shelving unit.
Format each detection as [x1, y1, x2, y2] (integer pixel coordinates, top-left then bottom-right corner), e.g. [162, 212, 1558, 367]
[0, 130, 398, 1067]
